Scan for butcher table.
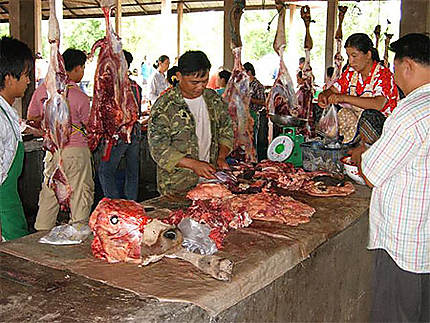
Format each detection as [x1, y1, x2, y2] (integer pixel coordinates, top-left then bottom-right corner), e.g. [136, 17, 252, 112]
[0, 185, 373, 322]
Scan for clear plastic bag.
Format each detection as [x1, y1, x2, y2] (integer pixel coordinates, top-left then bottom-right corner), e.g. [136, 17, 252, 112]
[177, 218, 218, 255]
[316, 104, 338, 141]
[38, 222, 92, 245]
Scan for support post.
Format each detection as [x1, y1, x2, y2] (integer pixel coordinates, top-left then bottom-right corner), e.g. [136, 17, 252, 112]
[35, 0, 42, 54]
[325, 0, 337, 78]
[399, 0, 430, 36]
[223, 0, 234, 71]
[9, 0, 38, 117]
[115, 0, 122, 36]
[177, 1, 183, 59]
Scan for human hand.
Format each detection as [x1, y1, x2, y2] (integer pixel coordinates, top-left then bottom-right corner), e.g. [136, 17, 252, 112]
[347, 143, 367, 167]
[327, 93, 344, 105]
[189, 160, 216, 179]
[216, 158, 230, 170]
[317, 90, 330, 108]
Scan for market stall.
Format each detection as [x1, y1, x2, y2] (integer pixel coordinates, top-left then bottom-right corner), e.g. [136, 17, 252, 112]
[0, 185, 372, 321]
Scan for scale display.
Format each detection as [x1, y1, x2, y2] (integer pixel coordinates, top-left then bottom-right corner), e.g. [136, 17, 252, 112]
[267, 135, 294, 162]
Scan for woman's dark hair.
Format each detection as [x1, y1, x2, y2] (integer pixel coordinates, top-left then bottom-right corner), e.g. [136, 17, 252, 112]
[218, 70, 231, 83]
[178, 50, 211, 77]
[62, 48, 87, 72]
[389, 33, 430, 66]
[0, 36, 33, 90]
[345, 33, 380, 62]
[153, 54, 169, 69]
[167, 66, 179, 86]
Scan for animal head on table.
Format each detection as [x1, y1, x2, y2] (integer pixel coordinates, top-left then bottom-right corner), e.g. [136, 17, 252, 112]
[89, 198, 182, 264]
[89, 198, 233, 281]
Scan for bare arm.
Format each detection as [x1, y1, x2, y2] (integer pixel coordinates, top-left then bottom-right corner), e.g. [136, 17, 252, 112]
[348, 144, 374, 188]
[216, 144, 231, 170]
[176, 157, 216, 179]
[317, 86, 340, 108]
[328, 93, 387, 111]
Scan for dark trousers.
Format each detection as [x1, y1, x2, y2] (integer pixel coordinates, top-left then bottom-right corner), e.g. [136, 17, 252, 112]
[370, 249, 430, 322]
[98, 128, 140, 201]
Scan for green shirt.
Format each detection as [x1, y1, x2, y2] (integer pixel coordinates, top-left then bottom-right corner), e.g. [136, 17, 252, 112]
[148, 86, 233, 196]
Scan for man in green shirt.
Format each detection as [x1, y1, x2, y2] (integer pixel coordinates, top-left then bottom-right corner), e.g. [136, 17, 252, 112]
[148, 51, 233, 196]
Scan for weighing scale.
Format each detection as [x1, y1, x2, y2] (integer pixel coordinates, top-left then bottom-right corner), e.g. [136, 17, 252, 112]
[267, 114, 306, 167]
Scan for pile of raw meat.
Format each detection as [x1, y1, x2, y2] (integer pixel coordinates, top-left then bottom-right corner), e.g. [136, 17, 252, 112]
[168, 189, 314, 249]
[227, 160, 355, 197]
[168, 159, 355, 248]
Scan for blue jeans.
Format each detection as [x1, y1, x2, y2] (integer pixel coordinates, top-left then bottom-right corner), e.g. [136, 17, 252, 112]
[98, 128, 140, 201]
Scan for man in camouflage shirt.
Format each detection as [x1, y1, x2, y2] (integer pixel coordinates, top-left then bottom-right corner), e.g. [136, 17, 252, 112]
[148, 51, 233, 196]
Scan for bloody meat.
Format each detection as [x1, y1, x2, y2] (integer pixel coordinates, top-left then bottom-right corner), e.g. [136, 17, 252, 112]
[86, 3, 138, 156]
[42, 0, 72, 210]
[186, 183, 234, 200]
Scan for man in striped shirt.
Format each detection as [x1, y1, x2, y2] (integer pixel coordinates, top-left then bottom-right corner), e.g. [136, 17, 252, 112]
[352, 33, 429, 322]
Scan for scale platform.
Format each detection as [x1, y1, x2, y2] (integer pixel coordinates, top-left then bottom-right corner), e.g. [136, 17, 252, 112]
[267, 126, 304, 167]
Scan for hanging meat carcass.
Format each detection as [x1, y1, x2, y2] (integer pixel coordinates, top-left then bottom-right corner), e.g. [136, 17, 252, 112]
[383, 33, 394, 68]
[373, 24, 381, 52]
[86, 0, 138, 157]
[330, 6, 348, 85]
[296, 5, 316, 138]
[223, 0, 256, 162]
[42, 0, 72, 209]
[266, 1, 299, 142]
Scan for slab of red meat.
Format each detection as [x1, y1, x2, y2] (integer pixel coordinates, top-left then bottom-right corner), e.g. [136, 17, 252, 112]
[42, 0, 72, 210]
[89, 198, 150, 263]
[86, 3, 138, 153]
[186, 183, 233, 201]
[228, 192, 315, 225]
[223, 47, 256, 163]
[168, 190, 315, 248]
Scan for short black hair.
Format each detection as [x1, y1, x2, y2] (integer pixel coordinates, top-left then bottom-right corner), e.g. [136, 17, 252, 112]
[123, 50, 133, 68]
[62, 48, 87, 72]
[389, 33, 430, 66]
[299, 57, 306, 64]
[153, 55, 169, 69]
[345, 33, 380, 62]
[167, 66, 179, 86]
[218, 70, 231, 83]
[243, 62, 255, 76]
[0, 36, 33, 90]
[178, 50, 211, 77]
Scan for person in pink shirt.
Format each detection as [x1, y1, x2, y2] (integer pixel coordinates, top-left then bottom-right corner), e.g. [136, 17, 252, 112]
[27, 48, 94, 230]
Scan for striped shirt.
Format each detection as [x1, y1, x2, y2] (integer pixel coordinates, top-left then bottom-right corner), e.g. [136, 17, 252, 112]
[361, 83, 430, 273]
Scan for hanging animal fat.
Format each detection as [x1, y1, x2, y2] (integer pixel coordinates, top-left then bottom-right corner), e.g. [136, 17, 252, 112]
[86, 0, 138, 157]
[42, 0, 72, 209]
[223, 0, 256, 162]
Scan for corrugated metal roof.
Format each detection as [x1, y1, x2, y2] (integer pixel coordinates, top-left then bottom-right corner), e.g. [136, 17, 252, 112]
[0, 0, 283, 22]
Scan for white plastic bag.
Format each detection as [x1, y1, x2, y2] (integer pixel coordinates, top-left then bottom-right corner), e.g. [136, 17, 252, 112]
[178, 218, 218, 255]
[39, 222, 91, 245]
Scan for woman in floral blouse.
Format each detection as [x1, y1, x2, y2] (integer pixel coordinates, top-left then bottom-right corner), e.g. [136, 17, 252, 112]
[318, 33, 398, 144]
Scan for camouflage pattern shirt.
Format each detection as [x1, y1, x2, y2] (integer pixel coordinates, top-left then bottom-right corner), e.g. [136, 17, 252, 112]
[148, 86, 233, 196]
